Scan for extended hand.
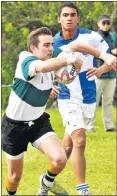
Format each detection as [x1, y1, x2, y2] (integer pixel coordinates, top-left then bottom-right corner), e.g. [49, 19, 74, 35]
[49, 86, 60, 99]
[86, 68, 102, 79]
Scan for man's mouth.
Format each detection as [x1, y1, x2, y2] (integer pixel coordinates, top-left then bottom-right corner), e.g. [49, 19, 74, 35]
[48, 54, 52, 57]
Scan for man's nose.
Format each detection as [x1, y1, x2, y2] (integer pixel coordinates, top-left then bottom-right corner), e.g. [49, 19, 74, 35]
[49, 45, 53, 51]
[67, 15, 72, 20]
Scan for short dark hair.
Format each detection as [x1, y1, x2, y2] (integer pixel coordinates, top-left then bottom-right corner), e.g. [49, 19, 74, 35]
[58, 2, 79, 16]
[27, 27, 52, 52]
[98, 14, 111, 22]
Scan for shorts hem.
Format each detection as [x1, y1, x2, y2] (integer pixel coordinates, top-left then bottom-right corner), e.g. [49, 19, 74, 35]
[32, 132, 57, 148]
[5, 152, 24, 160]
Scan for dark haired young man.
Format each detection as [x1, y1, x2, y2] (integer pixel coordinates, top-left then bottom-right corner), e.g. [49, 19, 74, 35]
[53, 2, 117, 195]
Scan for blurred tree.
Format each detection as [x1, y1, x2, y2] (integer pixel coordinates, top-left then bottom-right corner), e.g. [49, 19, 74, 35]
[2, 1, 117, 110]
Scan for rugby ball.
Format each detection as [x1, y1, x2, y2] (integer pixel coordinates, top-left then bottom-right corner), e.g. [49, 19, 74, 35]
[55, 65, 77, 84]
[55, 51, 77, 84]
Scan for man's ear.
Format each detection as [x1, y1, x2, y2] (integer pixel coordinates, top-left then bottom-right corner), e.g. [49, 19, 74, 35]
[77, 17, 80, 23]
[97, 21, 100, 27]
[57, 16, 61, 24]
[30, 44, 36, 53]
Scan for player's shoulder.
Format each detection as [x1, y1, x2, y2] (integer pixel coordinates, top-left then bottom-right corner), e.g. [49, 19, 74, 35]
[110, 31, 117, 36]
[19, 51, 32, 60]
[54, 31, 62, 41]
[79, 27, 99, 35]
[109, 31, 117, 40]
[54, 31, 65, 48]
[19, 51, 39, 64]
[78, 27, 92, 35]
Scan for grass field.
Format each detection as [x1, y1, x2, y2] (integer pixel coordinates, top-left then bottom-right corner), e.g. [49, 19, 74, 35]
[2, 107, 117, 195]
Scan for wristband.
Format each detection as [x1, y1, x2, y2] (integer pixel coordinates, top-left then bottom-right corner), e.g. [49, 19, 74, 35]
[99, 51, 109, 62]
[67, 53, 77, 65]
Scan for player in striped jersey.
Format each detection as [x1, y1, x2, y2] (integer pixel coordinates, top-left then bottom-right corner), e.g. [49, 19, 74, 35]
[2, 27, 82, 196]
[52, 2, 117, 195]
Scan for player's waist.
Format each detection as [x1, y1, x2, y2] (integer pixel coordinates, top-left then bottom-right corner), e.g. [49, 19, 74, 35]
[4, 112, 49, 125]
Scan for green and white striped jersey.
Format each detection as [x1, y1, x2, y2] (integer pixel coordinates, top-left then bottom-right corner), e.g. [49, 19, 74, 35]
[6, 51, 55, 121]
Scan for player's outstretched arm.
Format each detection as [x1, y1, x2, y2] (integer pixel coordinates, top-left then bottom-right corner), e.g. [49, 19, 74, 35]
[35, 53, 77, 73]
[63, 42, 117, 71]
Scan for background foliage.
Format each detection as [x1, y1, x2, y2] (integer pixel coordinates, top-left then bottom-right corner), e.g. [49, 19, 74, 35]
[2, 1, 117, 109]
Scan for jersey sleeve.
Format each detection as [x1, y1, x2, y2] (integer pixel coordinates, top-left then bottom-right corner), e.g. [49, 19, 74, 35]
[91, 31, 109, 53]
[90, 32, 109, 68]
[19, 51, 41, 81]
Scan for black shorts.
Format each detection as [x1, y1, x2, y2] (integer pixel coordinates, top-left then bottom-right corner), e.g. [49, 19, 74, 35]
[2, 112, 55, 156]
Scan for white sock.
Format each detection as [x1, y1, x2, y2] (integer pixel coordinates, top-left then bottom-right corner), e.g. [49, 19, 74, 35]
[43, 176, 54, 188]
[76, 183, 90, 195]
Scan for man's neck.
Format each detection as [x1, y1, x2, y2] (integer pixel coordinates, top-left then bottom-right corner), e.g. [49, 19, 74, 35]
[98, 29, 110, 36]
[61, 27, 78, 40]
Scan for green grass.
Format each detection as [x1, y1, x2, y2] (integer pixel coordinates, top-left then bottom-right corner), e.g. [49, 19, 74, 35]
[2, 107, 117, 195]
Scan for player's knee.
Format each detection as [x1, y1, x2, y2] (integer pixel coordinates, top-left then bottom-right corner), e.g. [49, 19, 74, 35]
[73, 137, 86, 148]
[52, 153, 67, 169]
[72, 129, 86, 148]
[9, 172, 22, 184]
[64, 146, 72, 159]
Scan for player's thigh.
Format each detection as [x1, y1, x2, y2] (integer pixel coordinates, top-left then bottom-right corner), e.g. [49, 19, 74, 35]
[2, 115, 29, 157]
[58, 99, 81, 122]
[83, 102, 96, 119]
[38, 135, 66, 161]
[58, 99, 85, 135]
[6, 157, 24, 178]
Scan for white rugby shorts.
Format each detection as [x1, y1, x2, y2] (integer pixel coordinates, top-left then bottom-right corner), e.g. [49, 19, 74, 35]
[82, 102, 96, 127]
[58, 99, 85, 135]
[58, 99, 96, 135]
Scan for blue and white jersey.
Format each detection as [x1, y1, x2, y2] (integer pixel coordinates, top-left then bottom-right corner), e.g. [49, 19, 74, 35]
[54, 27, 109, 104]
[6, 51, 54, 121]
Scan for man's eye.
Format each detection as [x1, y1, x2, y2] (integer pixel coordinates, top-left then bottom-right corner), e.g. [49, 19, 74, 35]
[72, 13, 77, 17]
[63, 14, 68, 17]
[44, 44, 49, 47]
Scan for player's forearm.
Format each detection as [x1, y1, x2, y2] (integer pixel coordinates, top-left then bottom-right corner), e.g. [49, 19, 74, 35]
[69, 42, 101, 57]
[35, 53, 77, 73]
[65, 42, 117, 69]
[35, 58, 67, 72]
[99, 63, 110, 74]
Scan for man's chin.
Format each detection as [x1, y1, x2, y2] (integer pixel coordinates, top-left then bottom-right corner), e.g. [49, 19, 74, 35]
[48, 55, 53, 58]
[45, 56, 52, 60]
[65, 26, 76, 31]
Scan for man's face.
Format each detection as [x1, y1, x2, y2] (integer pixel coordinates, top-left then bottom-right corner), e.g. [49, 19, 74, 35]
[31, 35, 54, 60]
[98, 20, 111, 32]
[57, 7, 80, 31]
